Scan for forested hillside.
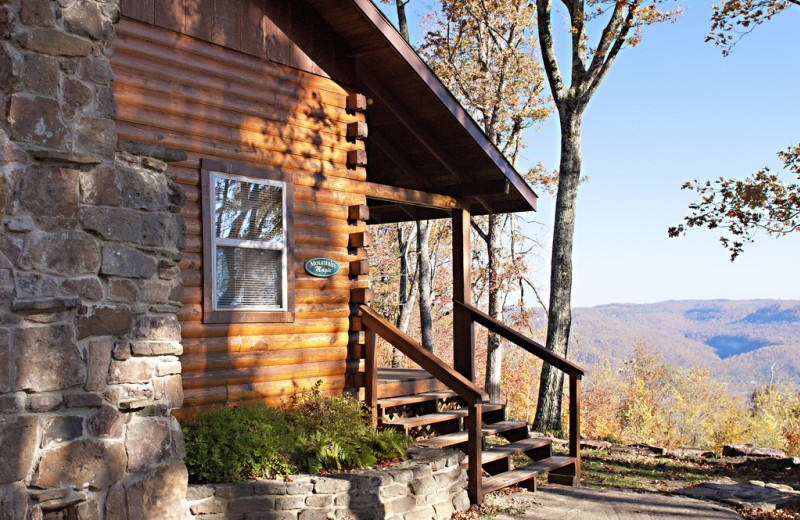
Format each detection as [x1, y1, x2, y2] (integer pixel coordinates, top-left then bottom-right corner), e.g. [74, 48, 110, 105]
[556, 300, 800, 391]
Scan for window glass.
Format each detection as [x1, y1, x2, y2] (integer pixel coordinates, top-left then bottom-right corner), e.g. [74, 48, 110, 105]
[213, 177, 283, 243]
[215, 246, 282, 309]
[211, 173, 286, 312]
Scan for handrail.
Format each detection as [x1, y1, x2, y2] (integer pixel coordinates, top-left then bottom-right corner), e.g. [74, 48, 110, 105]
[455, 299, 584, 480]
[359, 304, 486, 504]
[454, 301, 585, 377]
[358, 305, 488, 404]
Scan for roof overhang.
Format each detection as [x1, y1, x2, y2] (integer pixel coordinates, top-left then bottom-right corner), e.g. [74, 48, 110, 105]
[294, 0, 539, 223]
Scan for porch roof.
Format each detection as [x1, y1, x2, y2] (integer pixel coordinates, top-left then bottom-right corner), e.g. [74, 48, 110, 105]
[305, 0, 539, 223]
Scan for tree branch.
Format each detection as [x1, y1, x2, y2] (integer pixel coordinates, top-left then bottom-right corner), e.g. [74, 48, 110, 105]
[537, 0, 567, 104]
[585, 2, 641, 101]
[568, 0, 588, 90]
[471, 217, 490, 243]
[586, 1, 627, 84]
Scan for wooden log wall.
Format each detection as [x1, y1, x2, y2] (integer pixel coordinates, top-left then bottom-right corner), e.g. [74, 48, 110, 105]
[111, 15, 371, 420]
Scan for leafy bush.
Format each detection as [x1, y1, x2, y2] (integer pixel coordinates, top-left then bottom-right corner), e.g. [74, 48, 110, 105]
[182, 386, 413, 483]
[182, 402, 295, 483]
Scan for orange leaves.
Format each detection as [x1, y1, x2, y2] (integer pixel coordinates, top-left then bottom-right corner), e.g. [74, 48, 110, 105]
[669, 143, 800, 261]
[708, 0, 797, 55]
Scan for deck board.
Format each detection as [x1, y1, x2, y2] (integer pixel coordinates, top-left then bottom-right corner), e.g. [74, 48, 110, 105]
[376, 368, 448, 398]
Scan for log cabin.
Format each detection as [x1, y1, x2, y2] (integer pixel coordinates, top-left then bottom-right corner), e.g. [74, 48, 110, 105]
[112, 0, 584, 504]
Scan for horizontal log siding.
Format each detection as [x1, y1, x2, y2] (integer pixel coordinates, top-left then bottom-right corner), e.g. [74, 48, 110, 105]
[112, 18, 367, 420]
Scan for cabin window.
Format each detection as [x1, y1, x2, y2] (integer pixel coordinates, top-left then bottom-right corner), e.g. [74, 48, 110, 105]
[201, 159, 294, 324]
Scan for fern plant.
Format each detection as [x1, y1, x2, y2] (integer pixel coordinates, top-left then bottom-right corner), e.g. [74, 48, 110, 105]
[182, 385, 413, 483]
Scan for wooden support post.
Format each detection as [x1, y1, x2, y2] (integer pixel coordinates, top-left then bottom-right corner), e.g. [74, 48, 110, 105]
[467, 402, 483, 505]
[350, 315, 363, 332]
[569, 374, 581, 458]
[453, 207, 474, 382]
[365, 328, 378, 428]
[570, 374, 582, 482]
[550, 373, 581, 486]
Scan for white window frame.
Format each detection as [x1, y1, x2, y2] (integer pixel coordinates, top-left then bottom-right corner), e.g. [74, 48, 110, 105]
[200, 158, 295, 324]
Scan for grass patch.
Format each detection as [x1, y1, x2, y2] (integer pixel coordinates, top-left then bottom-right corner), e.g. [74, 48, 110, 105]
[488, 437, 799, 495]
[575, 449, 726, 492]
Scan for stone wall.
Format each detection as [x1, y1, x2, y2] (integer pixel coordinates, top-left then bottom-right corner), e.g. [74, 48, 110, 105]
[185, 448, 470, 520]
[0, 1, 189, 518]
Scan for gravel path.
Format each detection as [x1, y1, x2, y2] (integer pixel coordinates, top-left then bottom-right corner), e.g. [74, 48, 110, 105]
[485, 485, 743, 520]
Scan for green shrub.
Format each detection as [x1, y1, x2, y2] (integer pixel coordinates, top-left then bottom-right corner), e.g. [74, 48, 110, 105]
[182, 402, 295, 483]
[182, 386, 413, 483]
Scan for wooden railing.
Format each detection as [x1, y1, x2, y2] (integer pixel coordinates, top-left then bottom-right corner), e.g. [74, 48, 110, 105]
[358, 305, 488, 503]
[454, 300, 585, 475]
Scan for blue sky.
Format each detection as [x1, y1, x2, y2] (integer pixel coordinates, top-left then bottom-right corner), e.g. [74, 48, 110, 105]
[377, 1, 800, 308]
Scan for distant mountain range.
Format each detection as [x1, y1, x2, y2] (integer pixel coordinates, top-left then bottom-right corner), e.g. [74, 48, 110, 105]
[525, 300, 800, 392]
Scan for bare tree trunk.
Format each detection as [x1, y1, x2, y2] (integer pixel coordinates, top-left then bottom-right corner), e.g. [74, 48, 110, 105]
[391, 0, 432, 361]
[391, 0, 439, 357]
[484, 213, 504, 403]
[393, 222, 416, 367]
[396, 222, 410, 329]
[398, 277, 418, 333]
[533, 106, 583, 433]
[395, 0, 410, 41]
[417, 219, 434, 352]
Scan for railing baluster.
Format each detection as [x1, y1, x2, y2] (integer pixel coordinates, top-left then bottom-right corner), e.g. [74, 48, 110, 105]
[570, 374, 581, 464]
[365, 327, 378, 428]
[467, 402, 483, 505]
[569, 374, 579, 458]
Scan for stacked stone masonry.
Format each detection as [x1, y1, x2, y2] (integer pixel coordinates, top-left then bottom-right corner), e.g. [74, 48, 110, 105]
[185, 448, 470, 520]
[0, 1, 189, 518]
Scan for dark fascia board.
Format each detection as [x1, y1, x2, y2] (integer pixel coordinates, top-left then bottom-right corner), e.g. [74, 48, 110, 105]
[347, 0, 538, 213]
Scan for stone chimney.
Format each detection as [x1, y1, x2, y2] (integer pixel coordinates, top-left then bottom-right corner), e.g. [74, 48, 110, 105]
[0, 1, 189, 518]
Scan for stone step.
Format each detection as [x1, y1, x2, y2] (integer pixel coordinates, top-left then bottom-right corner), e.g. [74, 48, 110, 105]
[482, 456, 577, 494]
[415, 421, 528, 449]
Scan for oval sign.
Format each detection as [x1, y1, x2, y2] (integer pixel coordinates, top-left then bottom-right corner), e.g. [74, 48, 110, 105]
[304, 257, 340, 278]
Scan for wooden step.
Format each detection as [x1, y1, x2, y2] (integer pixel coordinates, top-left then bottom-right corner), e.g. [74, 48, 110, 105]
[382, 404, 504, 430]
[416, 421, 528, 449]
[481, 421, 527, 436]
[482, 456, 577, 494]
[382, 410, 463, 430]
[377, 390, 457, 410]
[377, 378, 448, 399]
[443, 403, 504, 418]
[478, 437, 552, 465]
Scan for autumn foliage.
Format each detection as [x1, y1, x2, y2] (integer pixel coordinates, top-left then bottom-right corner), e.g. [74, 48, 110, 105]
[669, 144, 800, 260]
[581, 344, 800, 455]
[707, 0, 799, 55]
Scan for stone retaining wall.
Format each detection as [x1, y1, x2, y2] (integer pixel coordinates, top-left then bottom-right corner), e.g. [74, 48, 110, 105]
[186, 448, 470, 520]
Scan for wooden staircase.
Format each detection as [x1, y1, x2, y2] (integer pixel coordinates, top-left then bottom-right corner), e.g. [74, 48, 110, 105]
[357, 303, 585, 505]
[377, 390, 579, 494]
